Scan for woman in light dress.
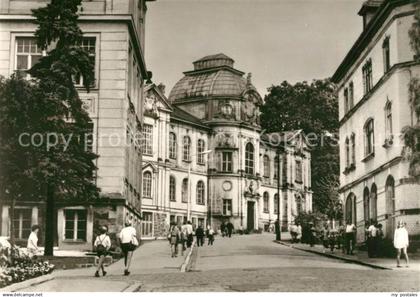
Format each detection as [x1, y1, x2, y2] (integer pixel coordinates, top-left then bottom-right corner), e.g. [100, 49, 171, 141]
[27, 225, 40, 258]
[393, 221, 409, 268]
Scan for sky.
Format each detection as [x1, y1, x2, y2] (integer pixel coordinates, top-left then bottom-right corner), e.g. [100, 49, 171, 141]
[144, 0, 365, 96]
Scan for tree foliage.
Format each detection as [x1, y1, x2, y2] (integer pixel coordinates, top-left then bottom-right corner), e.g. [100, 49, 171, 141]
[401, 3, 420, 177]
[260, 79, 341, 217]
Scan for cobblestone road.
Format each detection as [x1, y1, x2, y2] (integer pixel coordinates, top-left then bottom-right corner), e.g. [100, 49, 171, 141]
[18, 233, 420, 292]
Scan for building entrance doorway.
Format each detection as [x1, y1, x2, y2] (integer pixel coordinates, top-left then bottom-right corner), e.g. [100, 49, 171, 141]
[247, 201, 255, 231]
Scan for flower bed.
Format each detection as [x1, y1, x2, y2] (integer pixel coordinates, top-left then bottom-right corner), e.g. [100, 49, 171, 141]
[0, 238, 54, 288]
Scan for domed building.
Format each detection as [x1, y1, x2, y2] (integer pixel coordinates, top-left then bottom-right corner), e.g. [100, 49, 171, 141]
[140, 54, 312, 238]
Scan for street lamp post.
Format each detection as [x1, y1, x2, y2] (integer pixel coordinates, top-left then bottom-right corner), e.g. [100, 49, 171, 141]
[276, 148, 281, 241]
[188, 149, 212, 221]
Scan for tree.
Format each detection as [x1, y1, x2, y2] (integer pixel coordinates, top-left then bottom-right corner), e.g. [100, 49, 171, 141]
[401, 3, 420, 177]
[260, 79, 340, 215]
[0, 0, 99, 255]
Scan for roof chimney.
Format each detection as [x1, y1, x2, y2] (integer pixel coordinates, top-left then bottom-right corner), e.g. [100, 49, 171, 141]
[358, 0, 384, 29]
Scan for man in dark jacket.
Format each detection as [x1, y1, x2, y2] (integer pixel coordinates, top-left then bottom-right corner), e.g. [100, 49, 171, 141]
[195, 225, 205, 246]
[226, 221, 234, 238]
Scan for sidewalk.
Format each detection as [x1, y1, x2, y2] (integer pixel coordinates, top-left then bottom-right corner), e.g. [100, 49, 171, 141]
[277, 240, 420, 272]
[2, 239, 190, 292]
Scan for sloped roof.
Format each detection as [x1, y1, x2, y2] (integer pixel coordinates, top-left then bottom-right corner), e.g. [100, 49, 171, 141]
[193, 53, 234, 63]
[171, 106, 209, 129]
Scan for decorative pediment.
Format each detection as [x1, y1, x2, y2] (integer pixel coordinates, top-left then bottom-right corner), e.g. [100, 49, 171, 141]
[144, 83, 173, 118]
[142, 162, 158, 173]
[215, 132, 236, 149]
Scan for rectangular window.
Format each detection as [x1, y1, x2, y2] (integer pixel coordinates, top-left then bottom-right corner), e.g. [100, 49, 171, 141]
[74, 37, 96, 87]
[12, 208, 32, 240]
[349, 82, 354, 109]
[15, 37, 42, 77]
[222, 152, 233, 172]
[263, 196, 269, 213]
[141, 124, 153, 155]
[223, 199, 232, 216]
[274, 195, 279, 214]
[344, 88, 349, 114]
[141, 212, 153, 237]
[170, 215, 175, 223]
[197, 139, 205, 164]
[383, 37, 390, 73]
[295, 160, 303, 183]
[64, 209, 87, 241]
[198, 218, 205, 227]
[282, 155, 288, 185]
[351, 134, 356, 165]
[273, 157, 279, 180]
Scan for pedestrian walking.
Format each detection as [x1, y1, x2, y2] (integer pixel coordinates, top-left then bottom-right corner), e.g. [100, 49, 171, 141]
[119, 222, 138, 276]
[375, 223, 384, 257]
[289, 223, 298, 243]
[179, 226, 187, 256]
[394, 221, 409, 268]
[309, 222, 316, 247]
[195, 224, 205, 246]
[226, 221, 234, 238]
[296, 223, 302, 243]
[94, 226, 111, 277]
[207, 225, 215, 245]
[328, 225, 339, 252]
[345, 220, 356, 255]
[27, 225, 40, 258]
[338, 221, 346, 253]
[367, 220, 377, 258]
[168, 222, 180, 257]
[320, 223, 329, 252]
[182, 221, 194, 248]
[220, 221, 226, 237]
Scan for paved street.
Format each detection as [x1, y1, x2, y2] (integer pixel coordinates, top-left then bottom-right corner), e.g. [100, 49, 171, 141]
[11, 233, 419, 292]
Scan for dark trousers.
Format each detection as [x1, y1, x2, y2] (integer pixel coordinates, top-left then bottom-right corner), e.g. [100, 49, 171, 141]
[227, 229, 232, 237]
[208, 235, 214, 245]
[367, 237, 375, 257]
[187, 234, 193, 248]
[345, 233, 355, 254]
[196, 236, 204, 246]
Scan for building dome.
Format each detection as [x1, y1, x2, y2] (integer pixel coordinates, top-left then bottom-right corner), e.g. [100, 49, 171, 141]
[169, 53, 257, 102]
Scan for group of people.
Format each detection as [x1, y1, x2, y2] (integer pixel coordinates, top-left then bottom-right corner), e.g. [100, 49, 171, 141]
[220, 221, 234, 237]
[289, 223, 302, 243]
[167, 221, 216, 257]
[296, 219, 410, 267]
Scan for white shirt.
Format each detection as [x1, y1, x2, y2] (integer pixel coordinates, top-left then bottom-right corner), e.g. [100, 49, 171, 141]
[394, 227, 409, 249]
[94, 234, 111, 249]
[208, 229, 215, 235]
[27, 232, 38, 250]
[346, 224, 356, 233]
[368, 225, 377, 237]
[182, 224, 193, 235]
[119, 226, 137, 244]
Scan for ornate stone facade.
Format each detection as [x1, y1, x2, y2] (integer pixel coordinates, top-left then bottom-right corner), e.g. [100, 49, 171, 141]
[141, 54, 312, 238]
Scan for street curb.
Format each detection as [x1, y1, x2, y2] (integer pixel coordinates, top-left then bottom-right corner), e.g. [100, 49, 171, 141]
[180, 242, 196, 272]
[275, 240, 392, 270]
[122, 282, 142, 292]
[1, 273, 55, 292]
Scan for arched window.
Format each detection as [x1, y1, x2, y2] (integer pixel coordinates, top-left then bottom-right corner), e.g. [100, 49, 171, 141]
[263, 155, 270, 177]
[183, 136, 191, 161]
[370, 183, 377, 221]
[296, 195, 302, 214]
[196, 181, 205, 205]
[385, 176, 395, 238]
[364, 119, 374, 156]
[181, 178, 188, 203]
[245, 143, 254, 175]
[345, 193, 357, 225]
[197, 139, 205, 164]
[169, 176, 176, 202]
[345, 137, 350, 168]
[363, 187, 370, 223]
[263, 192, 269, 213]
[169, 132, 177, 159]
[274, 194, 279, 214]
[385, 101, 392, 139]
[142, 171, 152, 198]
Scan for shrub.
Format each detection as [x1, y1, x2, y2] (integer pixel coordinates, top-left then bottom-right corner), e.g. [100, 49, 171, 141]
[0, 240, 54, 288]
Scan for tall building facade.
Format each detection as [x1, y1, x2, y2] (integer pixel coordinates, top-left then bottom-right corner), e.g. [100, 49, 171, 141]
[0, 0, 152, 250]
[332, 0, 420, 243]
[141, 54, 313, 239]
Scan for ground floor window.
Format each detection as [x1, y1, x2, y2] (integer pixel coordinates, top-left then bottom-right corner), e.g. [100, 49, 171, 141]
[198, 218, 205, 227]
[170, 215, 175, 223]
[64, 209, 87, 241]
[223, 199, 232, 216]
[12, 208, 32, 239]
[141, 212, 153, 237]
